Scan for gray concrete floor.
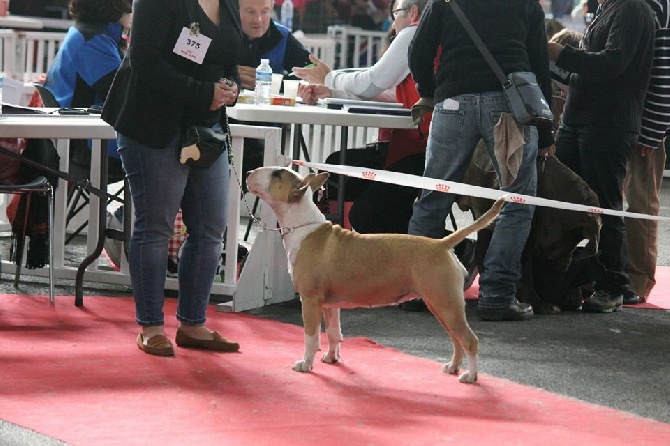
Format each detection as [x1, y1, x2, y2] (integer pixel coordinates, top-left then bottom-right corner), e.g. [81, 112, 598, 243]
[2, 181, 670, 445]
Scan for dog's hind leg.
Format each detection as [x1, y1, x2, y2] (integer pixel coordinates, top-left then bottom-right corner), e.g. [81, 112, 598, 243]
[424, 301, 465, 375]
[321, 308, 342, 364]
[429, 301, 479, 383]
[293, 297, 323, 372]
[448, 316, 479, 383]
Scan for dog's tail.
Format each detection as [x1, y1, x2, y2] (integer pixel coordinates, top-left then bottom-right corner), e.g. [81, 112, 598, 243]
[442, 196, 506, 248]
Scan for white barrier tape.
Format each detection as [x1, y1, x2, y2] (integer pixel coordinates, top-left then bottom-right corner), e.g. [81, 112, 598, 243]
[293, 160, 670, 222]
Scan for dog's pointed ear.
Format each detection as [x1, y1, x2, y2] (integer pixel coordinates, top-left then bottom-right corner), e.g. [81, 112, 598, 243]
[309, 172, 329, 191]
[288, 173, 314, 202]
[288, 172, 329, 203]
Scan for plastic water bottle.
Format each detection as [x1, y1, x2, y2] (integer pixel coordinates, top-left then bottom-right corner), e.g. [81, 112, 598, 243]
[281, 0, 294, 31]
[255, 59, 272, 105]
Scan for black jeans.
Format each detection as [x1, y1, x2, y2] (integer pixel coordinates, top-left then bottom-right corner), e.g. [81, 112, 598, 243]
[555, 124, 636, 294]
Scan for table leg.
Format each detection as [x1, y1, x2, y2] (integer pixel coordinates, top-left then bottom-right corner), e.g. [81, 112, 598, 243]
[292, 123, 302, 170]
[336, 126, 349, 227]
[74, 140, 109, 307]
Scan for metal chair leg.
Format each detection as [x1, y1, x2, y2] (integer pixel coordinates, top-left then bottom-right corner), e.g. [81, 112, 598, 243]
[14, 193, 32, 289]
[47, 184, 55, 303]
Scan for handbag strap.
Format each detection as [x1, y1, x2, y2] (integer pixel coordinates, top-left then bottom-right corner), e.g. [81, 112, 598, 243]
[446, 0, 509, 86]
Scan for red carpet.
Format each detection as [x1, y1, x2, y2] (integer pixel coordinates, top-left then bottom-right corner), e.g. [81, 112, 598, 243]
[1, 294, 669, 446]
[465, 266, 670, 310]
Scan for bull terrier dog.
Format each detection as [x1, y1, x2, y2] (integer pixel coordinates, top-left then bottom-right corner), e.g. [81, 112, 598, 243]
[246, 166, 505, 383]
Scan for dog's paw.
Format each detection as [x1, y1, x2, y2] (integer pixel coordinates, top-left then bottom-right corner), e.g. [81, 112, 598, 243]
[442, 362, 459, 375]
[458, 370, 478, 384]
[292, 360, 313, 372]
[321, 352, 340, 364]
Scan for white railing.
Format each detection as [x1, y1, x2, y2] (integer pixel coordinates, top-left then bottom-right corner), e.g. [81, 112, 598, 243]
[0, 28, 16, 78]
[296, 26, 388, 70]
[17, 31, 65, 82]
[327, 25, 388, 69]
[0, 30, 66, 81]
[294, 32, 336, 69]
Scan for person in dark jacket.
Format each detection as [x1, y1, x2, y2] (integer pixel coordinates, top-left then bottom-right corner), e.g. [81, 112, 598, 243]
[102, 0, 243, 357]
[238, 0, 311, 89]
[549, 0, 655, 313]
[408, 0, 554, 321]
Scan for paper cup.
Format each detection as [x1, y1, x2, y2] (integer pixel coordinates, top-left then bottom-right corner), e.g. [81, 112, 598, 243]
[283, 80, 300, 99]
[271, 73, 283, 95]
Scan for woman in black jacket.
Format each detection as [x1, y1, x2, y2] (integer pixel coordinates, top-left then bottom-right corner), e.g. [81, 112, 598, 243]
[102, 0, 242, 356]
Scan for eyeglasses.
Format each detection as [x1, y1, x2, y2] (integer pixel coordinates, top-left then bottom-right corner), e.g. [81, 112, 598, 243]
[391, 7, 408, 19]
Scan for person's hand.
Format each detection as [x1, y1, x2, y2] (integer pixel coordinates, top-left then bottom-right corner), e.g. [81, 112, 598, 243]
[411, 97, 434, 126]
[637, 142, 655, 157]
[298, 84, 333, 105]
[538, 144, 555, 157]
[238, 65, 257, 90]
[291, 54, 331, 85]
[210, 79, 238, 110]
[548, 42, 564, 61]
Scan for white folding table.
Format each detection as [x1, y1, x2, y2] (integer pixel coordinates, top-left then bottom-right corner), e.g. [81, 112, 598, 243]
[0, 113, 285, 311]
[227, 102, 415, 225]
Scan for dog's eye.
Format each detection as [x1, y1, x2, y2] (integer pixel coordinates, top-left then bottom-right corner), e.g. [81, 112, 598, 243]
[271, 169, 283, 179]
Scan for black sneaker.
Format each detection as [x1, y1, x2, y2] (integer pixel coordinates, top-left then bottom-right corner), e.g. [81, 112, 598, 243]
[477, 299, 534, 321]
[582, 290, 623, 313]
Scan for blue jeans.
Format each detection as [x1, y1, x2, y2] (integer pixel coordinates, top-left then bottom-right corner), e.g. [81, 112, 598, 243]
[117, 130, 229, 327]
[555, 124, 634, 294]
[408, 92, 538, 308]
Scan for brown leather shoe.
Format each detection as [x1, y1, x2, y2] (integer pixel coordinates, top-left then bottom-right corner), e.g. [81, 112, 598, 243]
[175, 328, 240, 352]
[136, 333, 175, 357]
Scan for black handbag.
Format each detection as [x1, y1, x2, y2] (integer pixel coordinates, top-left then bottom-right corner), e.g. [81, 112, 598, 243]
[447, 0, 553, 126]
[180, 124, 231, 169]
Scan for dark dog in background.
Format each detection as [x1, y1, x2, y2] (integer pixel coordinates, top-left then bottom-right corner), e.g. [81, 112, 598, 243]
[458, 146, 602, 313]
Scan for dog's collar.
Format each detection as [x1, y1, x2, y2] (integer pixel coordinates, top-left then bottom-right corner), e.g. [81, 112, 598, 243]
[278, 221, 324, 237]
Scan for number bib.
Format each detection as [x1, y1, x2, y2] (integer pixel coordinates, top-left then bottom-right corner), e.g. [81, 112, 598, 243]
[173, 27, 212, 64]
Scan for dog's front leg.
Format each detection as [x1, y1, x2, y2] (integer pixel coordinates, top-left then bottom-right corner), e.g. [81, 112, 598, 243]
[293, 297, 322, 372]
[321, 308, 342, 364]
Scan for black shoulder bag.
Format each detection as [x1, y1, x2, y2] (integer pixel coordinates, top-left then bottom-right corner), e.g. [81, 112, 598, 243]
[180, 122, 232, 169]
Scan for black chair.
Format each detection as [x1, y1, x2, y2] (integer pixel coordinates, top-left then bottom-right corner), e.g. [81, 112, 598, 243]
[0, 177, 55, 302]
[32, 83, 60, 108]
[33, 83, 127, 247]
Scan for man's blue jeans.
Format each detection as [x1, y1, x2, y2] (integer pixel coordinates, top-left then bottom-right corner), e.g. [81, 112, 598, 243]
[118, 131, 229, 327]
[408, 92, 538, 308]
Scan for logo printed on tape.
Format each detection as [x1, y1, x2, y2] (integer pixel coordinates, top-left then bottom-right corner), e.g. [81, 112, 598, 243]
[362, 171, 376, 180]
[436, 183, 450, 193]
[587, 208, 604, 214]
[510, 196, 526, 204]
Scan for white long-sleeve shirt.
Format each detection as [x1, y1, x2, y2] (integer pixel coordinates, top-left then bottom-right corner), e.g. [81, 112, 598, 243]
[324, 25, 417, 102]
